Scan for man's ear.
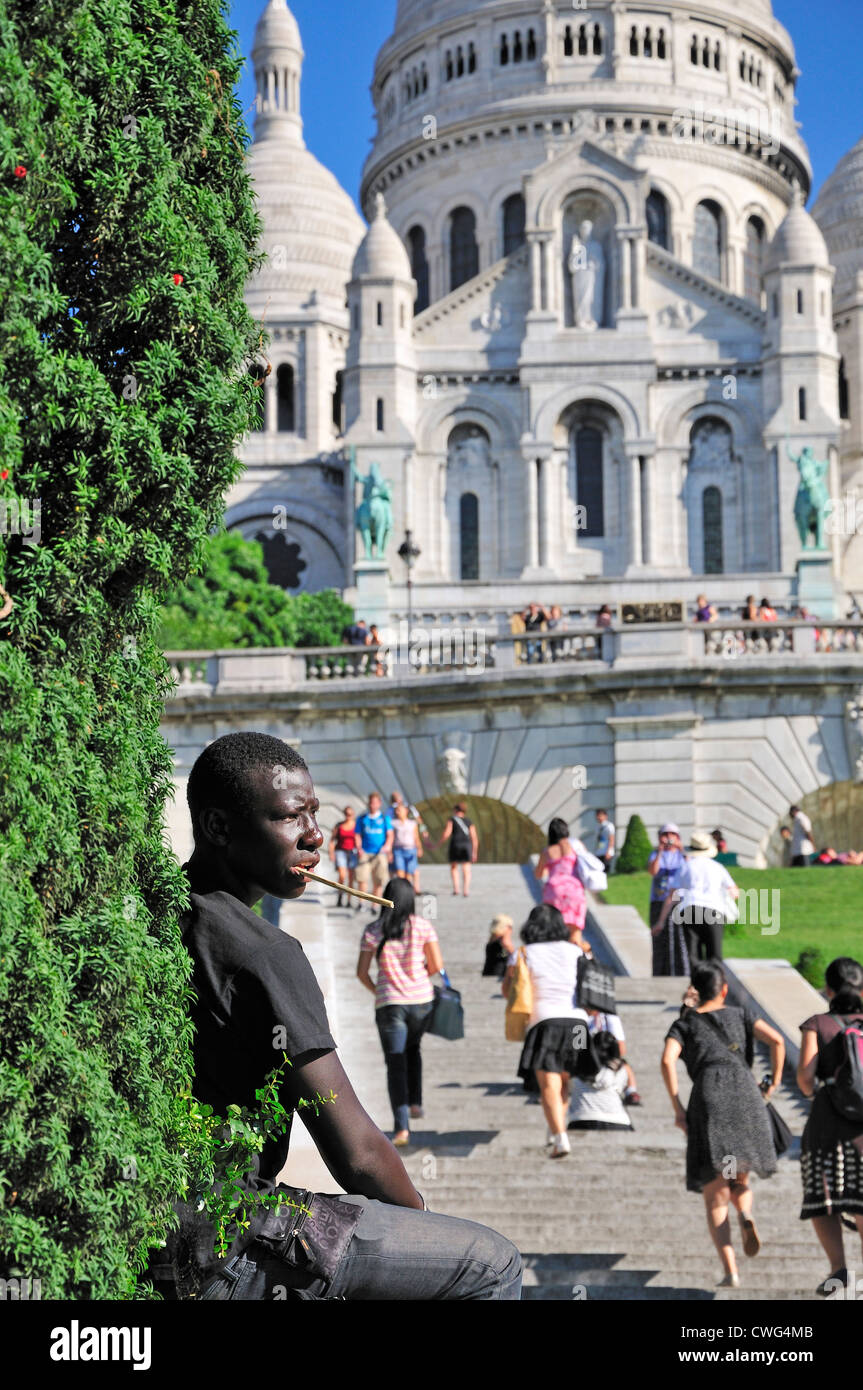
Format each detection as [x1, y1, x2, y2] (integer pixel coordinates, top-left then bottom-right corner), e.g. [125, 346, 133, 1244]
[199, 806, 232, 848]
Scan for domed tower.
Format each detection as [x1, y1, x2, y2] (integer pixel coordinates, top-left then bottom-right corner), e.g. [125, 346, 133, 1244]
[814, 136, 863, 594]
[228, 0, 366, 594]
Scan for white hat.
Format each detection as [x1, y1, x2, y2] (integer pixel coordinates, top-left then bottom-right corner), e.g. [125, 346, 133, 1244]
[687, 830, 718, 857]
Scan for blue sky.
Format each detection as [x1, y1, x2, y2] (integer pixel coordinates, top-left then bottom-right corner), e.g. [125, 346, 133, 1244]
[226, 0, 862, 217]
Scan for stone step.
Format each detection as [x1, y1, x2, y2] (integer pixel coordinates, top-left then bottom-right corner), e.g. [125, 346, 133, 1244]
[323, 864, 828, 1301]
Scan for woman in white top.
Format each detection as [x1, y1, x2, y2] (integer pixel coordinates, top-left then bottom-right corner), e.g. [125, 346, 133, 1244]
[655, 830, 739, 964]
[502, 904, 589, 1158]
[569, 1032, 633, 1131]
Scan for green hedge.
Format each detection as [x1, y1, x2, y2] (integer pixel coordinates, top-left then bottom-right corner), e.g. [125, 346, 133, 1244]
[157, 530, 354, 650]
[0, 0, 263, 1297]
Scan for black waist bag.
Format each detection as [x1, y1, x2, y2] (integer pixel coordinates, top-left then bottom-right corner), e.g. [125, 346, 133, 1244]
[252, 1186, 363, 1286]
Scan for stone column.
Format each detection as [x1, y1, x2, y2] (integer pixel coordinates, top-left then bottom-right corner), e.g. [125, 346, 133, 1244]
[265, 363, 278, 433]
[525, 458, 539, 568]
[627, 452, 642, 567]
[641, 455, 658, 565]
[529, 235, 542, 312]
[617, 230, 632, 310]
[632, 234, 646, 309]
[538, 455, 555, 566]
[539, 237, 550, 312]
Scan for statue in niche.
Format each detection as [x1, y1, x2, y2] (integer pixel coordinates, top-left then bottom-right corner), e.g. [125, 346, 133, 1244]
[689, 419, 732, 470]
[449, 428, 491, 471]
[568, 219, 606, 330]
[788, 442, 830, 551]
[351, 449, 393, 558]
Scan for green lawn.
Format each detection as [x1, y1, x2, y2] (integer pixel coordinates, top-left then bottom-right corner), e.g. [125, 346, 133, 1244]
[599, 868, 862, 985]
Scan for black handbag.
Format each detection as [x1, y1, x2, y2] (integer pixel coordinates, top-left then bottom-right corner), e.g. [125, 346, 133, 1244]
[427, 970, 465, 1040]
[764, 1100, 793, 1156]
[577, 955, 616, 1013]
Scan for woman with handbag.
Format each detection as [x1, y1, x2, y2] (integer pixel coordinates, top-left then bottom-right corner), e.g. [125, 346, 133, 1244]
[357, 878, 444, 1147]
[501, 904, 591, 1159]
[660, 961, 785, 1289]
[796, 956, 863, 1297]
[534, 818, 589, 949]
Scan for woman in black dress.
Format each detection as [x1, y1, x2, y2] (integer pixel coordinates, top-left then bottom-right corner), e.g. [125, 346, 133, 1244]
[796, 956, 863, 1296]
[438, 802, 477, 897]
[661, 961, 785, 1288]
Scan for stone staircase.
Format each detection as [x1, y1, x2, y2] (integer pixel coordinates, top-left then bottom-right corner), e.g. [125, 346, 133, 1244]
[326, 863, 826, 1301]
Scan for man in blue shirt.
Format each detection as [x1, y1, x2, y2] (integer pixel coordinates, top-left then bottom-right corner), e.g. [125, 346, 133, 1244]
[355, 792, 394, 900]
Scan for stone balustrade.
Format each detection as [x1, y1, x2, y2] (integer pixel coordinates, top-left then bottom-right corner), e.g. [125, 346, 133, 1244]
[165, 620, 863, 696]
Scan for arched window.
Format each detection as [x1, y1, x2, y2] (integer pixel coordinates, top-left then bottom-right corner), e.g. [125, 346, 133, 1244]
[644, 27, 653, 57]
[592, 23, 602, 54]
[450, 206, 479, 290]
[646, 189, 670, 250]
[352, 302, 360, 331]
[629, 25, 638, 56]
[376, 398, 385, 431]
[743, 216, 765, 302]
[703, 486, 724, 574]
[693, 200, 723, 282]
[376, 300, 383, 327]
[456, 46, 464, 77]
[574, 426, 604, 537]
[796, 288, 804, 314]
[445, 50, 453, 81]
[839, 358, 850, 420]
[408, 225, 430, 313]
[460, 492, 480, 580]
[500, 34, 509, 65]
[657, 28, 667, 59]
[249, 363, 266, 431]
[578, 23, 588, 55]
[332, 370, 343, 433]
[527, 29, 537, 60]
[798, 387, 807, 422]
[276, 363, 295, 432]
[563, 25, 573, 57]
[468, 42, 476, 73]
[502, 193, 526, 255]
[690, 34, 699, 64]
[714, 41, 721, 70]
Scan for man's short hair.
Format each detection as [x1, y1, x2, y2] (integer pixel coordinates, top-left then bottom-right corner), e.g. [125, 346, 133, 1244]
[187, 732, 307, 841]
[790, 804, 800, 815]
[596, 807, 608, 817]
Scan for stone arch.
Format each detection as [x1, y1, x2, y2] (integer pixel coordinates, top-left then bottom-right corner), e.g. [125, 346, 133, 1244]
[534, 171, 633, 230]
[655, 390, 761, 452]
[533, 380, 640, 445]
[417, 793, 545, 864]
[224, 497, 345, 592]
[416, 391, 522, 456]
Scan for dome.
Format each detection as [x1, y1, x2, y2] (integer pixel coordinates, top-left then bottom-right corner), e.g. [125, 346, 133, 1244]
[246, 0, 364, 310]
[813, 135, 863, 302]
[351, 193, 413, 280]
[765, 194, 830, 272]
[252, 0, 301, 54]
[246, 141, 365, 309]
[393, 0, 775, 41]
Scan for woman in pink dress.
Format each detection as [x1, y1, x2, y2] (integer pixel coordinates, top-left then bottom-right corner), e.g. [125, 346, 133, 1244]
[534, 818, 588, 948]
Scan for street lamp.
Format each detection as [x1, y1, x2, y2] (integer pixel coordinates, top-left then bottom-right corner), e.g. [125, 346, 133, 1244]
[397, 528, 421, 649]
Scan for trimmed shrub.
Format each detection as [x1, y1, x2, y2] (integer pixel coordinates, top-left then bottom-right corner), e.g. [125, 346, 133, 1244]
[0, 0, 264, 1297]
[157, 530, 354, 650]
[794, 948, 828, 991]
[615, 814, 654, 875]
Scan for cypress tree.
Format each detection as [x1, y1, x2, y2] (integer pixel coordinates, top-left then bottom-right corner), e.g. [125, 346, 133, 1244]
[0, 0, 264, 1296]
[615, 814, 654, 875]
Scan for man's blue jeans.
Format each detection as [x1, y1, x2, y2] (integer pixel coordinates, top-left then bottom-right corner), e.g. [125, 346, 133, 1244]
[204, 1197, 523, 1300]
[375, 1002, 434, 1132]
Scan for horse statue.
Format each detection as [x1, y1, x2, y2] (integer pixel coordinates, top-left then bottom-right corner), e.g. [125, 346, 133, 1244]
[788, 442, 830, 551]
[351, 452, 393, 559]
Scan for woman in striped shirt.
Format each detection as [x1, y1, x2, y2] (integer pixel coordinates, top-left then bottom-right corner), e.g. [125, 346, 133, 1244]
[357, 878, 444, 1146]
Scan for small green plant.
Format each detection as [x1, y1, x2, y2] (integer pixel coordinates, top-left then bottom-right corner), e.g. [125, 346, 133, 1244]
[794, 948, 827, 991]
[615, 814, 654, 874]
[167, 1056, 337, 1261]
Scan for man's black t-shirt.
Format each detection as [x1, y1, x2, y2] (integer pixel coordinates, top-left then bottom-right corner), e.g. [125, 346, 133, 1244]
[182, 886, 336, 1190]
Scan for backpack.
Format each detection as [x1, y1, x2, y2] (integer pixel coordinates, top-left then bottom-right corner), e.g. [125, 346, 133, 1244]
[824, 1017, 863, 1124]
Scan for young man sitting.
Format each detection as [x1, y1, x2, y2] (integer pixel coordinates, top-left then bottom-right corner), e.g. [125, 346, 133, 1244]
[164, 731, 521, 1301]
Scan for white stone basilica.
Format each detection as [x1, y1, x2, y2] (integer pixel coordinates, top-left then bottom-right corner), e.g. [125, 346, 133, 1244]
[227, 0, 863, 625]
